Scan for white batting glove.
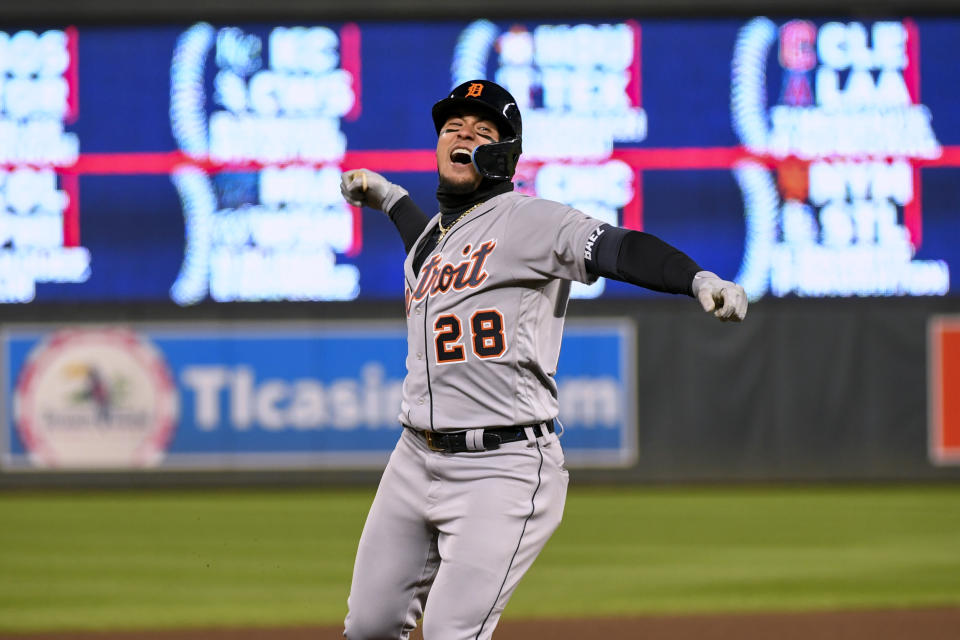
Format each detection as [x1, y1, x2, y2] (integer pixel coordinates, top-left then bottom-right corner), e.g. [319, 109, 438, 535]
[340, 169, 408, 213]
[691, 271, 748, 322]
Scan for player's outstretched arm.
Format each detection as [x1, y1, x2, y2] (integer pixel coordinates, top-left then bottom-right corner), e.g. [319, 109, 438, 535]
[340, 169, 430, 253]
[584, 224, 747, 321]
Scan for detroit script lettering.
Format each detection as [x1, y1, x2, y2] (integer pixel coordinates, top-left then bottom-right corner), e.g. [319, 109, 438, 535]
[405, 240, 497, 314]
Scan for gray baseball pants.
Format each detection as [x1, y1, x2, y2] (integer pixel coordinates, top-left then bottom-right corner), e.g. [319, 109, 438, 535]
[344, 426, 568, 639]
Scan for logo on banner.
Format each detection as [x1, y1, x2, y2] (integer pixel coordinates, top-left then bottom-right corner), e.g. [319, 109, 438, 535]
[731, 18, 948, 300]
[13, 328, 179, 468]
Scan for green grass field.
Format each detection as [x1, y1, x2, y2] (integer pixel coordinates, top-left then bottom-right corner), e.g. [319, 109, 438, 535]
[1, 485, 959, 633]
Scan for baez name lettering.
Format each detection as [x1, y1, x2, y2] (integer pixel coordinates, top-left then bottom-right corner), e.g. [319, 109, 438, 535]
[584, 225, 605, 261]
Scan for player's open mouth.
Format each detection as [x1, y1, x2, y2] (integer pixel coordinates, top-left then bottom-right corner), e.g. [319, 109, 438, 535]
[450, 148, 472, 164]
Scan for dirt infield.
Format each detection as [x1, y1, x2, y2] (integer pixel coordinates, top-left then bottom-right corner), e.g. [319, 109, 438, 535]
[2, 607, 958, 640]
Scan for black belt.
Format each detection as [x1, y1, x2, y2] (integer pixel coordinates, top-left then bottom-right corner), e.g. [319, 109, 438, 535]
[407, 420, 555, 453]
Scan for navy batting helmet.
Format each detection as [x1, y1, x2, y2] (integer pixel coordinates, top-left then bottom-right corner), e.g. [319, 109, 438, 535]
[432, 79, 523, 180]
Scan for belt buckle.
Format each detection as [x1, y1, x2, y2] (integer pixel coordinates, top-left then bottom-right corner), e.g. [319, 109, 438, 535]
[424, 431, 445, 452]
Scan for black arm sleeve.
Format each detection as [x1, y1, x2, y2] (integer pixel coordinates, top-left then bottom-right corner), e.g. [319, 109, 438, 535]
[585, 224, 702, 296]
[387, 195, 431, 254]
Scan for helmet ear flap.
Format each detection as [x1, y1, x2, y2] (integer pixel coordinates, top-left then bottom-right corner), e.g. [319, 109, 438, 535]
[471, 138, 522, 181]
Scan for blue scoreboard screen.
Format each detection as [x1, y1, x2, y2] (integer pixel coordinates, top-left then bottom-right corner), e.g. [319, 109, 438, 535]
[2, 17, 957, 304]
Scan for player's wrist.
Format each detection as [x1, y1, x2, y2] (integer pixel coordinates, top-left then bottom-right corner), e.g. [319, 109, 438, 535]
[379, 184, 409, 213]
[691, 271, 719, 296]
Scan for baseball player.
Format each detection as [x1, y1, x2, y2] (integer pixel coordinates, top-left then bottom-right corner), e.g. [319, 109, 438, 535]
[339, 79, 747, 640]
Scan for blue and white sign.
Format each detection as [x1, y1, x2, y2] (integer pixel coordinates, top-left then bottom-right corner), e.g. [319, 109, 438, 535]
[2, 321, 635, 470]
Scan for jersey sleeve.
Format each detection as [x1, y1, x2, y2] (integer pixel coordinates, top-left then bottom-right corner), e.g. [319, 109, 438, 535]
[504, 197, 604, 284]
[585, 224, 702, 296]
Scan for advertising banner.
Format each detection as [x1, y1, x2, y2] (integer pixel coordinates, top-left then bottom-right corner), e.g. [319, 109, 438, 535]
[929, 315, 960, 464]
[1, 321, 635, 471]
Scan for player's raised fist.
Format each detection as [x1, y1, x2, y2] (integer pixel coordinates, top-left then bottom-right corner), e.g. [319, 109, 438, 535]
[340, 169, 408, 213]
[691, 271, 748, 322]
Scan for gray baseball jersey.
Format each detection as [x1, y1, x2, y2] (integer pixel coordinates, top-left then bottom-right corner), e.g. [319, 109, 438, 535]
[400, 190, 601, 431]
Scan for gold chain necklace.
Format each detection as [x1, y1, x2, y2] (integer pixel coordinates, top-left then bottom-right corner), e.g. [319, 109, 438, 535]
[437, 201, 483, 243]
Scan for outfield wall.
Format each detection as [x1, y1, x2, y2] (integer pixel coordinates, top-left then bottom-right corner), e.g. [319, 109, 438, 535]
[2, 297, 960, 487]
[604, 296, 960, 482]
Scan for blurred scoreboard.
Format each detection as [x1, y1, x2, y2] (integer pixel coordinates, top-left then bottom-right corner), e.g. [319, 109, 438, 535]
[2, 17, 959, 305]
